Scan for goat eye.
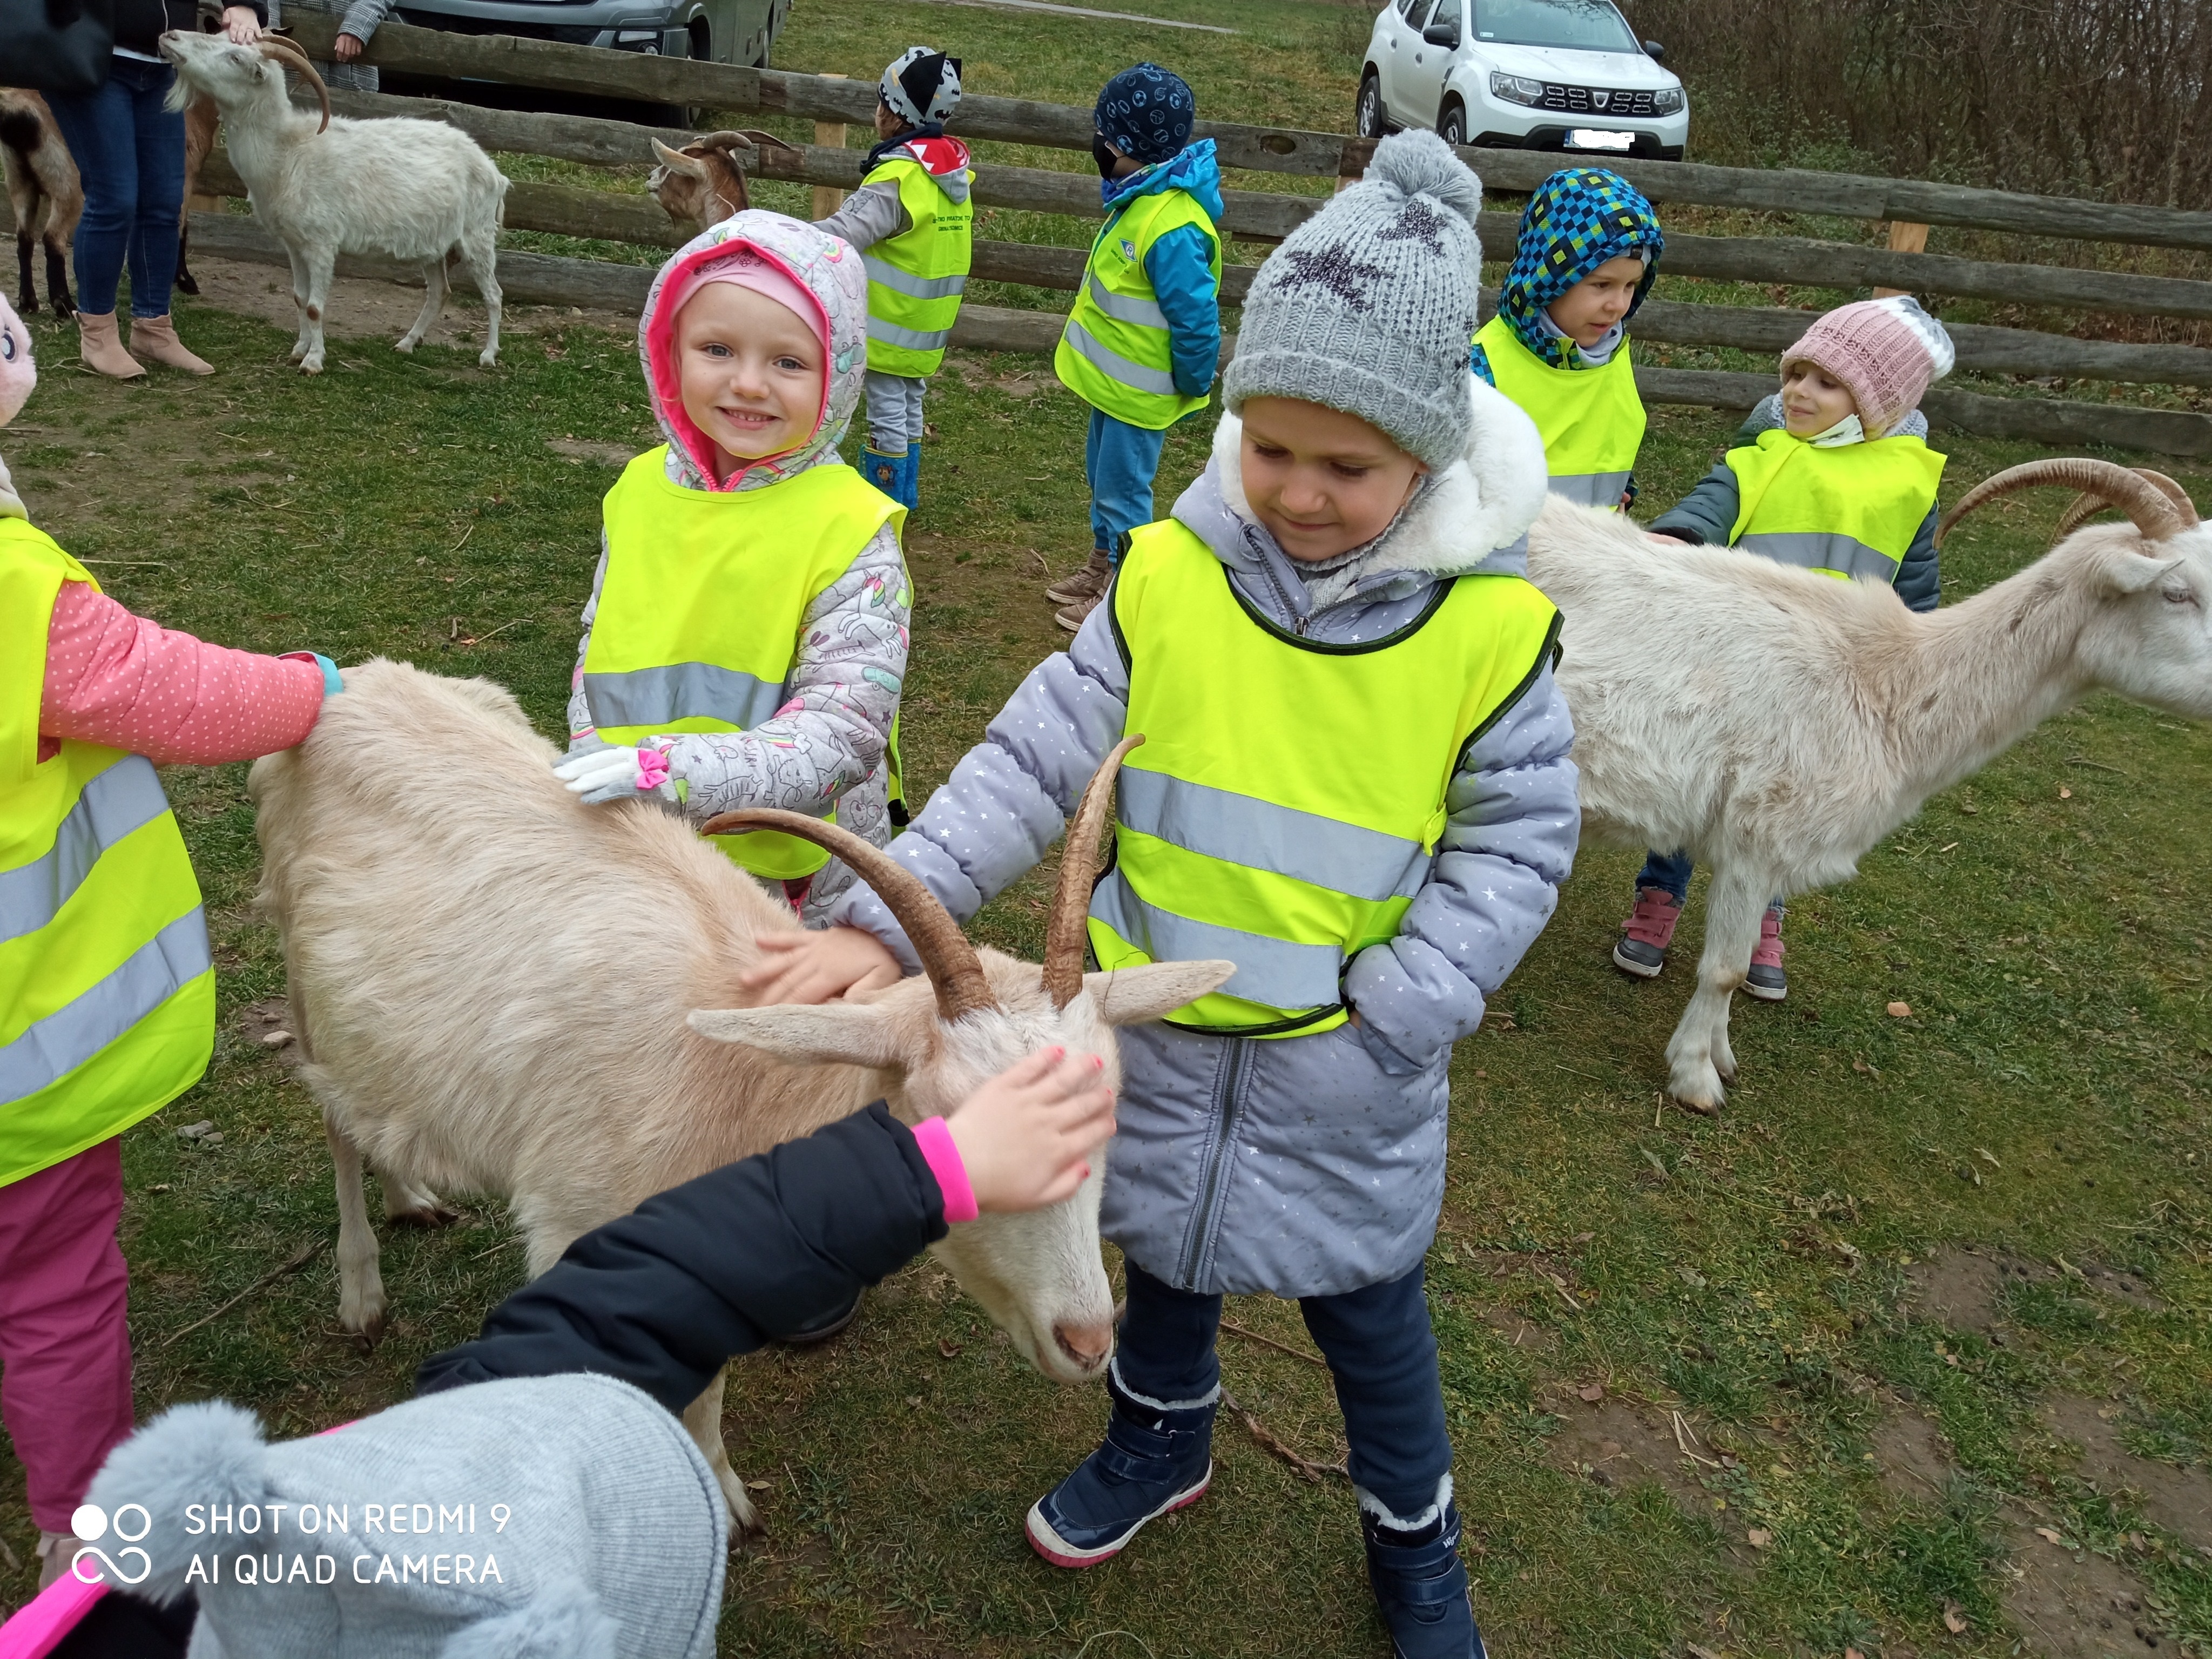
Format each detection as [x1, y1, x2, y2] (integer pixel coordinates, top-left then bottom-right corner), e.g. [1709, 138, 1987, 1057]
[2163, 588, 2195, 605]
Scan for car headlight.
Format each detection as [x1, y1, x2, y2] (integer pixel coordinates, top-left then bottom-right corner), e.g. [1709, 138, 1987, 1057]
[1651, 85, 1684, 114]
[1489, 72, 1544, 106]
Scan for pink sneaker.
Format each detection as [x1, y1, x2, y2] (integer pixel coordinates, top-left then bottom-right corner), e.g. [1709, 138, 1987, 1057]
[1612, 887, 1682, 978]
[1745, 905, 1786, 1001]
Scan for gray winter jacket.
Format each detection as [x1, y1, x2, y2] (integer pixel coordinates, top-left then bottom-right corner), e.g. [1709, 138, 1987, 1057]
[826, 387, 1581, 1297]
[1650, 395, 1943, 613]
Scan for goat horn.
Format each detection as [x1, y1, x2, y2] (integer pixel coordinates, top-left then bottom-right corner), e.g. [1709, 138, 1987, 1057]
[1937, 458, 2187, 548]
[258, 36, 329, 132]
[1041, 733, 1145, 1010]
[2054, 468, 2202, 542]
[695, 807, 997, 1023]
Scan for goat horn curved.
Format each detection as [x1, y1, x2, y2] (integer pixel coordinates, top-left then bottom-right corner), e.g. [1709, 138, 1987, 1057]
[1937, 458, 2187, 548]
[2054, 469, 2202, 542]
[258, 36, 329, 132]
[1041, 733, 1145, 1010]
[695, 807, 997, 1023]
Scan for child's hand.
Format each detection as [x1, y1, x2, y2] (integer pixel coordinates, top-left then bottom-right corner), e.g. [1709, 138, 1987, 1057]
[947, 1047, 1116, 1213]
[740, 927, 903, 1005]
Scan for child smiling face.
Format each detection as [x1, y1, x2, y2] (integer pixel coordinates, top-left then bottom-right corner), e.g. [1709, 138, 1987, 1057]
[674, 282, 824, 475]
[1779, 359, 1862, 437]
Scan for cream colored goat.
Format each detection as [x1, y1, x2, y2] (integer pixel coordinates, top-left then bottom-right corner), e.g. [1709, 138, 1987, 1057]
[1529, 459, 2212, 1111]
[248, 659, 1230, 1528]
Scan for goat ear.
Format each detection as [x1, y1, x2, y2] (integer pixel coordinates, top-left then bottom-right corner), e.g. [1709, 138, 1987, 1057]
[650, 138, 708, 178]
[687, 1003, 907, 1069]
[1082, 960, 1237, 1026]
[2101, 550, 2188, 596]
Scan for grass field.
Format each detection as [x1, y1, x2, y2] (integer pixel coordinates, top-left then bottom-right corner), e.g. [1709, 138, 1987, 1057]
[1, 1, 2208, 1650]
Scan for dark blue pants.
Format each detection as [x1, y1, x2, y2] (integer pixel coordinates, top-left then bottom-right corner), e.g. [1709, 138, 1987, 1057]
[1116, 1258, 1452, 1523]
[1635, 852, 1783, 915]
[1085, 406, 1168, 557]
[44, 58, 187, 319]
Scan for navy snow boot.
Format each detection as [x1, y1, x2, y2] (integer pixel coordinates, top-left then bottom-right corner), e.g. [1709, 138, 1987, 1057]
[1365, 1505, 1486, 1658]
[1026, 1370, 1213, 1567]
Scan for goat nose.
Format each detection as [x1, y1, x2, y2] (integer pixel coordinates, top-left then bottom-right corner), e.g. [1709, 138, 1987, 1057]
[1053, 1320, 1112, 1372]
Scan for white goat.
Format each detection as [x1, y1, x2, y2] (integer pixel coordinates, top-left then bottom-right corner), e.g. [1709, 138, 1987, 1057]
[1529, 458, 2212, 1112]
[157, 30, 507, 373]
[247, 658, 1230, 1528]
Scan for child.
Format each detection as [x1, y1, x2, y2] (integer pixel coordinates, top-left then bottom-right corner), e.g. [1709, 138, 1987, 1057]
[0, 293, 339, 1594]
[552, 212, 913, 924]
[1047, 62, 1222, 632]
[1616, 294, 1954, 993]
[22, 1049, 1114, 1655]
[747, 132, 1577, 1659]
[1471, 166, 1664, 511]
[815, 46, 972, 515]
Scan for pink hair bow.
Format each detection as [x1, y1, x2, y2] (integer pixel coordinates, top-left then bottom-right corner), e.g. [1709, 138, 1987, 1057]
[636, 748, 671, 792]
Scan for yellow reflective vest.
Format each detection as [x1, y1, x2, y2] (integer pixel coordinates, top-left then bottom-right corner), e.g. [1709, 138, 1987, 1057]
[1474, 314, 1645, 510]
[1089, 519, 1561, 1037]
[2, 518, 214, 1188]
[861, 152, 973, 378]
[1055, 185, 1220, 430]
[583, 449, 906, 880]
[1725, 428, 1947, 586]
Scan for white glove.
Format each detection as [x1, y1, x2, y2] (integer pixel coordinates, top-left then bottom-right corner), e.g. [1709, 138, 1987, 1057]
[554, 742, 677, 806]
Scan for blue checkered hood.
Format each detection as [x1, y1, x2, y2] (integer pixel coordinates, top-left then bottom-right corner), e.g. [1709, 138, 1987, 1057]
[1499, 167, 1663, 367]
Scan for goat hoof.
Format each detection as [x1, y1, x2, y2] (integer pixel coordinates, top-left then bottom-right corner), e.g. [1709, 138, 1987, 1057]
[345, 1311, 386, 1351]
[174, 274, 199, 297]
[300, 359, 324, 375]
[477, 350, 498, 369]
[393, 337, 417, 355]
[14, 294, 36, 315]
[389, 1202, 462, 1230]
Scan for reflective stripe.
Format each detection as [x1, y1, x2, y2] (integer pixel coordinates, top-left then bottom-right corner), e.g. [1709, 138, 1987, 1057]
[1546, 471, 1631, 509]
[1083, 271, 1168, 332]
[866, 315, 955, 353]
[1, 908, 210, 1104]
[1118, 770, 1427, 904]
[1062, 318, 1179, 397]
[1737, 530, 1900, 584]
[0, 757, 170, 945]
[583, 663, 787, 732]
[864, 253, 967, 301]
[1090, 871, 1343, 1011]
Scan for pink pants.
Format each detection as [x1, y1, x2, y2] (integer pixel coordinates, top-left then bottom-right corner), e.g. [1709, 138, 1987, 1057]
[0, 1139, 134, 1533]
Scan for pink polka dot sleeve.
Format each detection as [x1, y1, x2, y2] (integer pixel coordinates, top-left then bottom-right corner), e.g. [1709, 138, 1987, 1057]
[39, 581, 328, 766]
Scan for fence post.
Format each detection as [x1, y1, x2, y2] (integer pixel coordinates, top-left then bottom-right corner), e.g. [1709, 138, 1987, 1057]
[1872, 220, 1929, 298]
[812, 73, 848, 219]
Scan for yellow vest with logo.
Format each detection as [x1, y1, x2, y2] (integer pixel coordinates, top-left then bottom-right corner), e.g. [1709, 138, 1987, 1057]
[2, 519, 214, 1188]
[583, 450, 906, 880]
[1055, 185, 1221, 430]
[1089, 519, 1561, 1037]
[861, 153, 973, 378]
[1474, 314, 1645, 510]
[1725, 428, 1946, 585]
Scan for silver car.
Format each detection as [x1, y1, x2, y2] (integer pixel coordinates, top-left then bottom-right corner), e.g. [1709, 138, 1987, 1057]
[395, 0, 788, 69]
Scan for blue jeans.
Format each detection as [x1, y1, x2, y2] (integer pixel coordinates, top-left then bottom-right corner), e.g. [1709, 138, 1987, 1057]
[1116, 1258, 1452, 1525]
[864, 369, 927, 456]
[44, 58, 187, 319]
[1635, 851, 1783, 916]
[1085, 407, 1168, 556]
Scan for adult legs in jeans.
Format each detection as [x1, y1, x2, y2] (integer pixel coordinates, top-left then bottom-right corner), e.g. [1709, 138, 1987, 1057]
[0, 1139, 137, 1586]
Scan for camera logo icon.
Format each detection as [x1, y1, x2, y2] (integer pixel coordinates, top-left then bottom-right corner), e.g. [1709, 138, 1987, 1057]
[70, 1502, 153, 1586]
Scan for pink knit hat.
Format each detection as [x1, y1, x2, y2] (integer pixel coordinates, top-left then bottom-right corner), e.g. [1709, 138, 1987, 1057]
[1780, 295, 1955, 438]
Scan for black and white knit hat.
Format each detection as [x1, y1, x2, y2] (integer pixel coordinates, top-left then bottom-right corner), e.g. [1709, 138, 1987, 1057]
[880, 46, 962, 127]
[1224, 130, 1484, 468]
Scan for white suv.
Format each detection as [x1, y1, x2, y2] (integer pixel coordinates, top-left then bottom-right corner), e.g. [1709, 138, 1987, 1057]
[1357, 0, 1688, 162]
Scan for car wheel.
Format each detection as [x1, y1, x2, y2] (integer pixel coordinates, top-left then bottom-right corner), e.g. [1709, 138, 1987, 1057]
[1438, 99, 1466, 148]
[1355, 71, 1386, 140]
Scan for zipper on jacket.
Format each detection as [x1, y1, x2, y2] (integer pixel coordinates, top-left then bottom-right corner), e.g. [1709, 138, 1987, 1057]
[1179, 1037, 1251, 1285]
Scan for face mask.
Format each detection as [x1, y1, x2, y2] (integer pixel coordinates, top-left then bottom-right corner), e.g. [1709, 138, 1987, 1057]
[1092, 134, 1122, 179]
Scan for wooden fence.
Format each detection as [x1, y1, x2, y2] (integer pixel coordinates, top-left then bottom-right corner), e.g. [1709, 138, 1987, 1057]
[179, 15, 2212, 455]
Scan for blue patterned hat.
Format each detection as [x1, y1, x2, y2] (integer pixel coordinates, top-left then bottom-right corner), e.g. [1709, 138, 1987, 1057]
[1096, 63, 1195, 167]
[1499, 167, 1664, 367]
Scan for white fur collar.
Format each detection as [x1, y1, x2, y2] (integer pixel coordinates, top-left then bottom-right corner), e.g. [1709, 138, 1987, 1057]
[1212, 372, 1550, 580]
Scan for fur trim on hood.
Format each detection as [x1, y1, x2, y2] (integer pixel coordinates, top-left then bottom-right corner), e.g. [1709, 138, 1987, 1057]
[1210, 368, 1549, 592]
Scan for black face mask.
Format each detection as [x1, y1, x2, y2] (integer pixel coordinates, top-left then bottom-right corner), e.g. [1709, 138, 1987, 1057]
[1092, 134, 1122, 179]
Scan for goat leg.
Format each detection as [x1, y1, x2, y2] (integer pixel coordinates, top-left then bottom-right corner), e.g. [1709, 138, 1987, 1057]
[379, 1168, 460, 1228]
[450, 233, 500, 369]
[284, 242, 312, 362]
[173, 218, 198, 298]
[325, 1110, 389, 1346]
[680, 1365, 760, 1537]
[298, 246, 334, 374]
[43, 236, 72, 319]
[394, 257, 447, 355]
[1664, 864, 1771, 1112]
[14, 231, 33, 314]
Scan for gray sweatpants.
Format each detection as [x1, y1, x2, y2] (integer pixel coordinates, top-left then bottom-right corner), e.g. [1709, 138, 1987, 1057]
[864, 370, 927, 456]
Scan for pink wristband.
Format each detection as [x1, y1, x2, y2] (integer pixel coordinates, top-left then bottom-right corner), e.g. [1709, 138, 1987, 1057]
[911, 1116, 978, 1224]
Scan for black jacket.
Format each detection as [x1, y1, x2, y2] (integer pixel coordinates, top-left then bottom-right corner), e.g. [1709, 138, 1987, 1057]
[112, 0, 268, 59]
[415, 1103, 950, 1412]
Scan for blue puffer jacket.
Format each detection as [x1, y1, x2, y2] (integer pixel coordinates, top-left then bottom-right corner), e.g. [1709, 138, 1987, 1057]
[827, 386, 1580, 1298]
[1103, 140, 1225, 399]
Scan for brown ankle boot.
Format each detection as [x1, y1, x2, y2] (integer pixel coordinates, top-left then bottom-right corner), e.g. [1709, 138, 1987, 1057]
[77, 311, 147, 380]
[1045, 548, 1112, 605]
[129, 314, 213, 375]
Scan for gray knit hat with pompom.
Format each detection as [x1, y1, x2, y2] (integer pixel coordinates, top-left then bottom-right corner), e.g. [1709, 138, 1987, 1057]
[1224, 129, 1482, 468]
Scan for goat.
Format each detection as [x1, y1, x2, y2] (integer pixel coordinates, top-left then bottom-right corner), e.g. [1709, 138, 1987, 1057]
[0, 89, 80, 319]
[1528, 458, 2212, 1112]
[648, 130, 795, 234]
[156, 30, 507, 373]
[247, 658, 1231, 1528]
[174, 93, 221, 296]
